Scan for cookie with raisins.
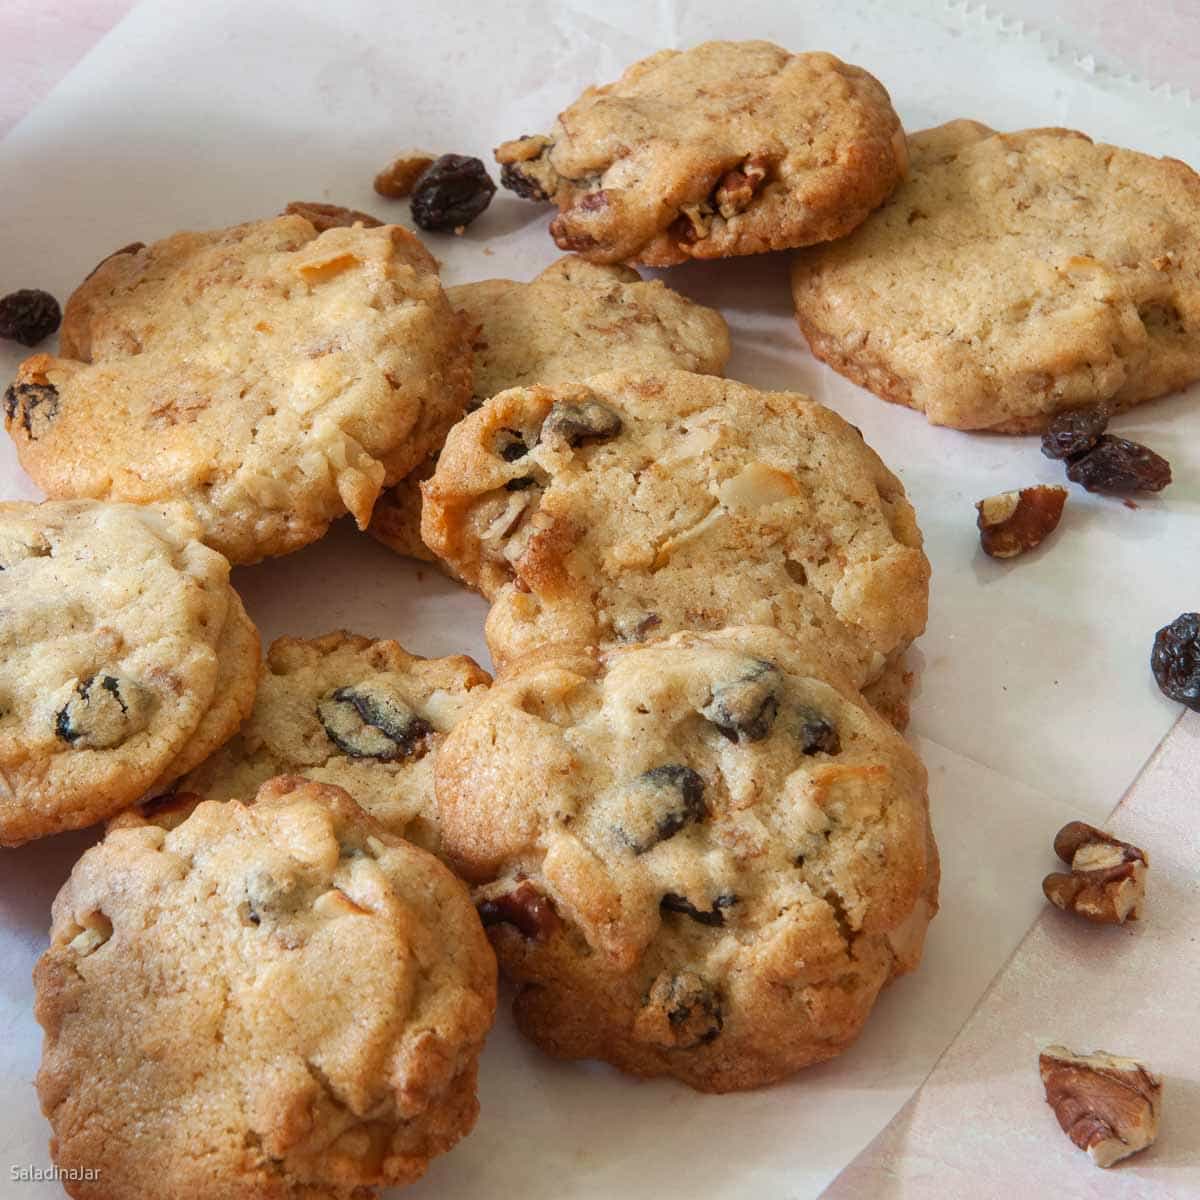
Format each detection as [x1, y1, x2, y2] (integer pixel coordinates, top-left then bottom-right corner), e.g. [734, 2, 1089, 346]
[35, 776, 496, 1199]
[0, 499, 239, 845]
[436, 627, 938, 1092]
[792, 122, 1200, 431]
[134, 632, 490, 857]
[421, 369, 929, 711]
[368, 255, 730, 564]
[496, 41, 906, 266]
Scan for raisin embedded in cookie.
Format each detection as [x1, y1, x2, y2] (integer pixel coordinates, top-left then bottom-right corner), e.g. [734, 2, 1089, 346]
[35, 776, 497, 1199]
[0, 499, 233, 846]
[4, 213, 472, 563]
[791, 121, 1200, 432]
[421, 369, 929, 695]
[496, 41, 907, 267]
[139, 632, 490, 856]
[435, 628, 938, 1092]
[368, 255, 730, 563]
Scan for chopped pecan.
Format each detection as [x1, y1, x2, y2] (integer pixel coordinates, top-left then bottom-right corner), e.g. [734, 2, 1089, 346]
[976, 485, 1067, 558]
[1042, 821, 1147, 924]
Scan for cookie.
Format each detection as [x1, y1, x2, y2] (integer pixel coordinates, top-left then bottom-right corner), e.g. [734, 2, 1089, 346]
[791, 121, 1200, 432]
[35, 776, 497, 1199]
[0, 500, 232, 846]
[421, 370, 929, 691]
[4, 212, 472, 563]
[496, 42, 906, 267]
[368, 255, 730, 563]
[147, 632, 490, 855]
[145, 590, 261, 791]
[435, 627, 938, 1092]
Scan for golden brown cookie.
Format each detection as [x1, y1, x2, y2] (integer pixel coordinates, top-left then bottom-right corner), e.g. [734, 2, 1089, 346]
[147, 632, 490, 856]
[368, 255, 730, 563]
[421, 370, 929, 689]
[4, 213, 471, 562]
[497, 42, 906, 266]
[0, 499, 233, 846]
[791, 121, 1200, 431]
[436, 628, 938, 1092]
[35, 776, 497, 1199]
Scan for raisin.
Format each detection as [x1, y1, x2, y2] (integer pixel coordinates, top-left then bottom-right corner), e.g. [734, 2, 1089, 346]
[660, 892, 738, 927]
[701, 660, 781, 743]
[505, 476, 537, 491]
[410, 154, 496, 232]
[317, 683, 432, 760]
[3, 381, 59, 439]
[1151, 612, 1200, 711]
[1041, 405, 1109, 460]
[54, 674, 149, 750]
[642, 971, 723, 1047]
[612, 764, 707, 853]
[1065, 436, 1171, 493]
[373, 153, 434, 199]
[0, 289, 61, 347]
[497, 430, 529, 461]
[797, 707, 840, 755]
[477, 880, 560, 940]
[539, 398, 623, 448]
[500, 161, 550, 202]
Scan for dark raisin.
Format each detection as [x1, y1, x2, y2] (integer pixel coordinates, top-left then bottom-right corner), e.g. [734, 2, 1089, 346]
[797, 707, 840, 755]
[1151, 612, 1200, 710]
[497, 430, 529, 462]
[0, 289, 61, 347]
[660, 892, 738, 927]
[701, 660, 781, 743]
[1041, 405, 1110, 460]
[410, 154, 496, 232]
[643, 971, 723, 1047]
[539, 398, 623, 447]
[500, 161, 549, 202]
[1065, 435, 1171, 493]
[505, 476, 537, 491]
[317, 683, 432, 760]
[477, 880, 561, 940]
[3, 381, 59, 439]
[613, 764, 707, 854]
[55, 674, 147, 749]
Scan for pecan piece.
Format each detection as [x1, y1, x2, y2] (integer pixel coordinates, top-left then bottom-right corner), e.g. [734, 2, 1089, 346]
[283, 201, 382, 231]
[477, 880, 561, 941]
[1040, 1045, 1162, 1168]
[976, 485, 1067, 558]
[713, 155, 769, 220]
[1042, 821, 1148, 924]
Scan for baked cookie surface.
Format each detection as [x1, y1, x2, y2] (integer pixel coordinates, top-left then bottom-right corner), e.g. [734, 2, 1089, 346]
[497, 41, 907, 267]
[35, 776, 497, 1200]
[436, 628, 938, 1092]
[0, 500, 231, 846]
[791, 121, 1200, 431]
[368, 255, 730, 563]
[421, 370, 929, 686]
[156, 632, 491, 855]
[5, 214, 471, 562]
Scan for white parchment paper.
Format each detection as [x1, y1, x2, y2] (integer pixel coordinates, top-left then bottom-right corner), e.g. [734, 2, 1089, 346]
[0, 1, 1196, 1196]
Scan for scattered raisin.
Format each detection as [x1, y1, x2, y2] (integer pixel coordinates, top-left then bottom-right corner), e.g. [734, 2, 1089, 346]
[317, 683, 432, 760]
[497, 430, 529, 461]
[701, 660, 781, 743]
[505, 476, 537, 491]
[660, 892, 738, 927]
[373, 152, 434, 199]
[499, 161, 550, 202]
[54, 674, 148, 749]
[410, 154, 496, 232]
[1041, 405, 1109, 461]
[0, 289, 61, 347]
[477, 880, 560, 940]
[3, 381, 59, 439]
[612, 764, 707, 854]
[1065, 436, 1171, 493]
[642, 971, 723, 1047]
[1151, 613, 1200, 710]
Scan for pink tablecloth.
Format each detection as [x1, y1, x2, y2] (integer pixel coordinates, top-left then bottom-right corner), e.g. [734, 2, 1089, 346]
[2, 3, 1197, 1195]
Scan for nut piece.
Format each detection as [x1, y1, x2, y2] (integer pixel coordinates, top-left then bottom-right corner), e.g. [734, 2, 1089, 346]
[976, 485, 1067, 558]
[1042, 821, 1148, 924]
[476, 880, 561, 941]
[1039, 1045, 1162, 1168]
[282, 201, 382, 232]
[373, 152, 435, 199]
